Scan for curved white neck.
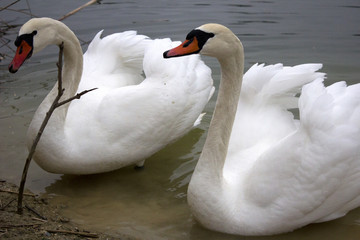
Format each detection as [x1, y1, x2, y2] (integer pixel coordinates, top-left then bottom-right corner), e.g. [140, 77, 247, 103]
[52, 24, 83, 103]
[194, 43, 244, 182]
[28, 22, 83, 142]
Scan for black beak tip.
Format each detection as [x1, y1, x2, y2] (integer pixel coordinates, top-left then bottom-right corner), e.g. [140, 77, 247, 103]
[8, 64, 17, 73]
[163, 50, 170, 59]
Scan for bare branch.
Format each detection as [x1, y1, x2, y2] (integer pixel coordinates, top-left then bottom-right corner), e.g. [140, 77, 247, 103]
[45, 229, 99, 238]
[0, 198, 15, 210]
[0, 0, 20, 11]
[57, 42, 64, 94]
[25, 204, 47, 220]
[56, 87, 97, 108]
[17, 44, 65, 214]
[0, 223, 43, 228]
[17, 42, 97, 214]
[0, 37, 16, 53]
[58, 0, 99, 21]
[0, 188, 35, 197]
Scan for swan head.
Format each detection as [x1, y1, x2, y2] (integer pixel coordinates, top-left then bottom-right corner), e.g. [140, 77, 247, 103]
[9, 18, 67, 73]
[163, 23, 242, 60]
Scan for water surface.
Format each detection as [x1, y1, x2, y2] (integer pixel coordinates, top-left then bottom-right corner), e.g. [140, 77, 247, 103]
[1, 0, 360, 239]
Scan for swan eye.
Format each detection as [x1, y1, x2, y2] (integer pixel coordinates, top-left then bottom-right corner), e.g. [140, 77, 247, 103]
[186, 29, 214, 50]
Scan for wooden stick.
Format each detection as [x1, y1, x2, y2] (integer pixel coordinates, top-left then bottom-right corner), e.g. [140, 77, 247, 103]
[0, 0, 20, 11]
[16, 42, 97, 214]
[0, 223, 43, 228]
[0, 189, 35, 197]
[25, 204, 47, 220]
[0, 198, 15, 210]
[58, 0, 98, 21]
[31, 217, 48, 223]
[56, 87, 97, 107]
[16, 43, 65, 215]
[45, 229, 99, 238]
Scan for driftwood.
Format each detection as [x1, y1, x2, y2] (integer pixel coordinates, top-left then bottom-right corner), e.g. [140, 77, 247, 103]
[0, 0, 36, 17]
[45, 229, 99, 238]
[17, 43, 97, 214]
[25, 204, 47, 220]
[0, 198, 15, 210]
[0, 223, 43, 228]
[0, 188, 35, 197]
[59, 0, 99, 21]
[1, 0, 20, 10]
[31, 217, 48, 223]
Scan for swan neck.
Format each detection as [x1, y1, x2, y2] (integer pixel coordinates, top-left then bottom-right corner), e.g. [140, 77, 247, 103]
[29, 21, 83, 139]
[60, 31, 83, 101]
[198, 44, 244, 180]
[42, 21, 83, 112]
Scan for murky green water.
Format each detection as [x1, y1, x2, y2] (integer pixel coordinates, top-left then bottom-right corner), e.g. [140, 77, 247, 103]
[1, 0, 360, 239]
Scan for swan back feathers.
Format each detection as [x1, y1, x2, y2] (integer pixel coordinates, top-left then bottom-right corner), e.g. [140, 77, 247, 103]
[84, 30, 150, 76]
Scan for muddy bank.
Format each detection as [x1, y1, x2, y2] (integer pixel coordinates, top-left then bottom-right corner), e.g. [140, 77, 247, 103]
[0, 180, 135, 239]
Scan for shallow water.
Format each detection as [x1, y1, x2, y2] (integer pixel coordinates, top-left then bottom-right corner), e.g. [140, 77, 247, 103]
[1, 0, 360, 239]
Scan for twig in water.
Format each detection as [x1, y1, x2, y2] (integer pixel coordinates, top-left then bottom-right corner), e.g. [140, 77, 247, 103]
[59, 0, 99, 21]
[1, 37, 16, 53]
[0, 0, 20, 11]
[16, 43, 65, 214]
[25, 0, 34, 17]
[17, 42, 97, 214]
[45, 229, 99, 238]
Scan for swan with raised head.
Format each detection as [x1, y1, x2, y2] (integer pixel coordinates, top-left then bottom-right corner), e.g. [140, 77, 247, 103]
[8, 18, 214, 174]
[164, 23, 360, 235]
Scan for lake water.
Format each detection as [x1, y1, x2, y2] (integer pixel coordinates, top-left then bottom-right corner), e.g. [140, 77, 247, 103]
[1, 0, 360, 239]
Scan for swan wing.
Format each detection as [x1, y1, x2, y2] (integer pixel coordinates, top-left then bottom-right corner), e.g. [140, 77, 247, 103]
[243, 80, 360, 223]
[242, 63, 325, 108]
[228, 63, 324, 155]
[79, 30, 150, 91]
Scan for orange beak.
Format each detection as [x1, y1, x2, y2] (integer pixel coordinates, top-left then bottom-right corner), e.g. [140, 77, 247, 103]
[163, 37, 200, 58]
[9, 40, 33, 73]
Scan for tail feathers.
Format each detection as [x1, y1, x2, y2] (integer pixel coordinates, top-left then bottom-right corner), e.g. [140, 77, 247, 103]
[243, 63, 325, 109]
[83, 30, 150, 76]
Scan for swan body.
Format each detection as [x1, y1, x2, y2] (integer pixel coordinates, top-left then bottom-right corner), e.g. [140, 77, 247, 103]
[164, 24, 360, 235]
[8, 18, 214, 174]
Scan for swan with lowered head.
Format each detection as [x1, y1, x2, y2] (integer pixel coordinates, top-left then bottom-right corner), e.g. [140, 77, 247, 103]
[8, 18, 214, 174]
[164, 23, 360, 235]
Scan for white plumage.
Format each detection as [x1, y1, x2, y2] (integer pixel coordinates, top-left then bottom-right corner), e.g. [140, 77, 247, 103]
[10, 18, 214, 174]
[164, 23, 360, 235]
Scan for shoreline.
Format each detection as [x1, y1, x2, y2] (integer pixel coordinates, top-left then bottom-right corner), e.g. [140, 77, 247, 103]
[0, 180, 133, 240]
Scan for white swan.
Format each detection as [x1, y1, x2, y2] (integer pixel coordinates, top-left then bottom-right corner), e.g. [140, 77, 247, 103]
[8, 18, 214, 174]
[164, 23, 360, 235]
